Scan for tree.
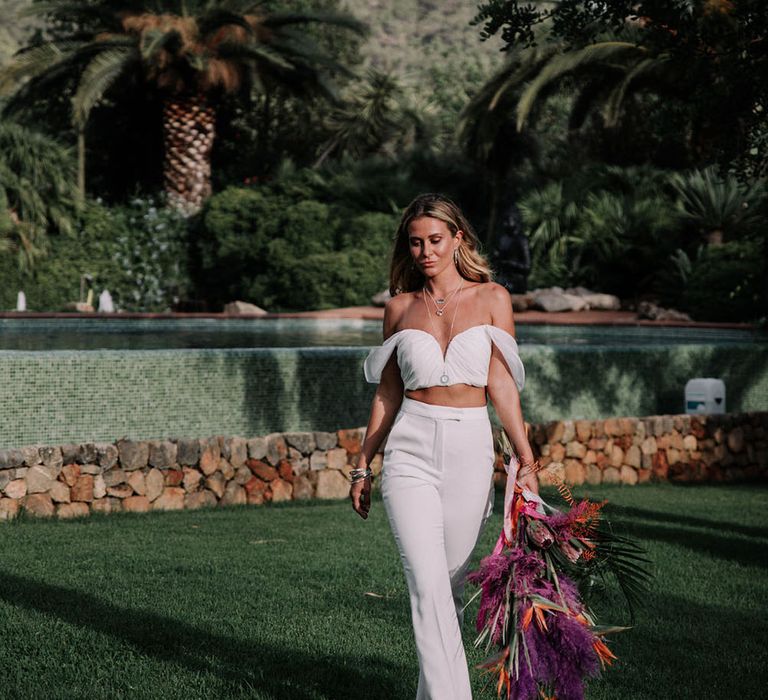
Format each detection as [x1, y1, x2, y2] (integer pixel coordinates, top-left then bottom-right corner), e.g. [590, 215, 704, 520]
[1, 0, 366, 215]
[0, 121, 77, 270]
[471, 0, 768, 170]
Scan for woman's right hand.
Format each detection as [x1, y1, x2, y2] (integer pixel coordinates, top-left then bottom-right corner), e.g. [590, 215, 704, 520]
[350, 477, 372, 519]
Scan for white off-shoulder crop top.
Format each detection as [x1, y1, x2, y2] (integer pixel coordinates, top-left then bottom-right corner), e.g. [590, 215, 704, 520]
[363, 324, 525, 391]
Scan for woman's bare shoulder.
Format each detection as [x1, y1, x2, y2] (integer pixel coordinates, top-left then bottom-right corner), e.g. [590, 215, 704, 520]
[383, 291, 417, 336]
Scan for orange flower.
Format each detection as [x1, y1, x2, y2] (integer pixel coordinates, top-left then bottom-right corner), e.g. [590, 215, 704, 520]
[521, 605, 534, 630]
[593, 637, 618, 669]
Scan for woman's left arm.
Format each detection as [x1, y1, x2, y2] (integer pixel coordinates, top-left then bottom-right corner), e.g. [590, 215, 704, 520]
[485, 284, 540, 495]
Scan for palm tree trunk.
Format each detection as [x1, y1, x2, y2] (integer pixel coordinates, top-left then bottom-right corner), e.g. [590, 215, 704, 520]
[162, 93, 216, 216]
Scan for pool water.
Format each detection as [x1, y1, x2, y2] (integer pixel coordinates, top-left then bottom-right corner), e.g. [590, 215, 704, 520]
[0, 318, 763, 351]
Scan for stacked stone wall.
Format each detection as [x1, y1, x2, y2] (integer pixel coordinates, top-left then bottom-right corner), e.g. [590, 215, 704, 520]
[1, 412, 765, 521]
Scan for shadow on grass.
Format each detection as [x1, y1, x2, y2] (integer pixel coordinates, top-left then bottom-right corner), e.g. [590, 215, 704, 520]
[0, 571, 407, 700]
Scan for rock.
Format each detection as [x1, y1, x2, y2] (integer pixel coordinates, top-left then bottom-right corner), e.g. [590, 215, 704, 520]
[575, 421, 592, 442]
[561, 420, 575, 443]
[93, 474, 107, 499]
[371, 288, 391, 307]
[25, 465, 56, 494]
[337, 428, 364, 455]
[564, 460, 585, 486]
[234, 466, 252, 485]
[185, 490, 217, 510]
[21, 446, 41, 466]
[0, 498, 21, 520]
[564, 288, 620, 310]
[60, 444, 80, 464]
[510, 294, 532, 312]
[625, 445, 641, 469]
[149, 441, 177, 469]
[727, 427, 744, 453]
[176, 438, 200, 466]
[652, 450, 669, 480]
[602, 467, 620, 485]
[247, 437, 268, 460]
[309, 451, 328, 470]
[0, 448, 24, 469]
[531, 288, 588, 312]
[270, 479, 293, 503]
[666, 448, 681, 466]
[106, 485, 133, 499]
[610, 445, 624, 468]
[637, 301, 692, 321]
[223, 300, 268, 315]
[219, 459, 235, 481]
[49, 481, 71, 503]
[145, 469, 165, 502]
[370, 454, 384, 477]
[80, 464, 101, 475]
[199, 438, 220, 475]
[220, 481, 246, 506]
[620, 465, 638, 485]
[315, 469, 350, 499]
[565, 442, 587, 459]
[91, 499, 112, 514]
[95, 443, 119, 469]
[71, 475, 94, 502]
[277, 460, 294, 483]
[284, 432, 316, 454]
[549, 443, 565, 462]
[583, 450, 597, 465]
[117, 440, 149, 471]
[182, 468, 203, 492]
[683, 435, 697, 451]
[546, 422, 565, 444]
[326, 448, 348, 470]
[313, 432, 338, 450]
[228, 438, 248, 468]
[248, 459, 277, 481]
[5, 479, 27, 499]
[153, 487, 185, 511]
[245, 477, 268, 504]
[123, 496, 151, 513]
[102, 468, 126, 488]
[24, 493, 55, 517]
[266, 434, 288, 465]
[0, 470, 11, 492]
[127, 471, 146, 495]
[57, 502, 89, 519]
[640, 437, 658, 455]
[205, 473, 226, 499]
[39, 446, 63, 471]
[292, 474, 314, 500]
[164, 469, 184, 487]
[585, 465, 602, 485]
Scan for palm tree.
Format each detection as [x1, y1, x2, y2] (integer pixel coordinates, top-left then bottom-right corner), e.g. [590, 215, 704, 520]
[1, 1, 365, 215]
[0, 121, 77, 270]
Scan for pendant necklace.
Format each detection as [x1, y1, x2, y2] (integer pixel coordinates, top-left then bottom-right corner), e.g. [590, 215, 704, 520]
[424, 282, 461, 316]
[422, 279, 464, 385]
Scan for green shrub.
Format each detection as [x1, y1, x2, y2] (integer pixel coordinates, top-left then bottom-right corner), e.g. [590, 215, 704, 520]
[0, 198, 190, 312]
[683, 241, 767, 322]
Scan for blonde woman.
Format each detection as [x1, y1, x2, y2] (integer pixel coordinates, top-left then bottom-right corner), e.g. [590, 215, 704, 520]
[350, 193, 539, 699]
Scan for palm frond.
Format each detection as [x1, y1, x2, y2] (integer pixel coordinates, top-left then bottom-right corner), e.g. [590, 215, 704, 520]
[72, 47, 138, 127]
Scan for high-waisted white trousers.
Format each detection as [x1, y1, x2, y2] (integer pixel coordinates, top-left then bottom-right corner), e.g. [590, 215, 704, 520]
[381, 397, 496, 700]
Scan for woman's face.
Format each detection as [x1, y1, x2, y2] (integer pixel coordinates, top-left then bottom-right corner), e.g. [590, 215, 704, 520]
[408, 216, 462, 277]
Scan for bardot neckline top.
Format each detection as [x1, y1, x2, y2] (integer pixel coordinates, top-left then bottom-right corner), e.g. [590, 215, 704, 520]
[363, 323, 525, 391]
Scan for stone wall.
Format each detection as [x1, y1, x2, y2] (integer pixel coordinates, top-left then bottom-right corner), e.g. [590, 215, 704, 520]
[0, 411, 765, 521]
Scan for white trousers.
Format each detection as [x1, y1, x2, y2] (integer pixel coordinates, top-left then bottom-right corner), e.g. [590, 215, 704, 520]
[381, 397, 496, 700]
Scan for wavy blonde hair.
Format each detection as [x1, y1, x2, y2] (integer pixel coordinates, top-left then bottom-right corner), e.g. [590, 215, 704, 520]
[389, 193, 493, 295]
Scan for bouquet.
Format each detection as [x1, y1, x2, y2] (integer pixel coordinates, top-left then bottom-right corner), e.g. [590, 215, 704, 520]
[465, 431, 651, 700]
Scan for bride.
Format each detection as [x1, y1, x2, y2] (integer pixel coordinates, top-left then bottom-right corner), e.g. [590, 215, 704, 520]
[349, 192, 538, 699]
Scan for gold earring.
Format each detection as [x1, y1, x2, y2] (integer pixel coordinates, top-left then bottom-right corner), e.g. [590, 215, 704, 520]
[453, 248, 459, 264]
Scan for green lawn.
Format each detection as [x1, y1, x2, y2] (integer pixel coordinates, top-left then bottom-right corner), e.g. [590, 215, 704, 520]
[1, 482, 766, 699]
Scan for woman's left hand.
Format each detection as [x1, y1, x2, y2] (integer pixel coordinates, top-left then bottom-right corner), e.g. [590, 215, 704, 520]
[518, 471, 540, 496]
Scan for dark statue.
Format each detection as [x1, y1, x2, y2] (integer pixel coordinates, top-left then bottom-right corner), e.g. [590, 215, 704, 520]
[491, 203, 531, 294]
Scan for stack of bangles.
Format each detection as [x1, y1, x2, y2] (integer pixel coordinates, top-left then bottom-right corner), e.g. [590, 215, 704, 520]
[349, 467, 372, 484]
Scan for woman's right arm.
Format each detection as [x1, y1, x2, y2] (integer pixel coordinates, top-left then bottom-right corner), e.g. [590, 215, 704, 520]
[351, 300, 405, 519]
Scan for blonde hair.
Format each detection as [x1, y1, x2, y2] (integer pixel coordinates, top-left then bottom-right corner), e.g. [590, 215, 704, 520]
[389, 193, 493, 295]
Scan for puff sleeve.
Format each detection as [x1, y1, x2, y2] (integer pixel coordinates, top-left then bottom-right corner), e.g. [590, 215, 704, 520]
[486, 325, 526, 391]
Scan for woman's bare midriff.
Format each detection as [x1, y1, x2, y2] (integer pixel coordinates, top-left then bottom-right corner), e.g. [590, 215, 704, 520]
[405, 384, 488, 408]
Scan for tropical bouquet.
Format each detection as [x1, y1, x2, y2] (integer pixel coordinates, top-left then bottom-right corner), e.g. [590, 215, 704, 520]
[465, 430, 651, 700]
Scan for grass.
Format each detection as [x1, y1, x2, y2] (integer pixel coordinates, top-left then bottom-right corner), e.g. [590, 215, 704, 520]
[1, 482, 766, 699]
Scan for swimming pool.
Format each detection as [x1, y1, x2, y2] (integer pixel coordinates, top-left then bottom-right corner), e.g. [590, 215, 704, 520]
[0, 318, 765, 448]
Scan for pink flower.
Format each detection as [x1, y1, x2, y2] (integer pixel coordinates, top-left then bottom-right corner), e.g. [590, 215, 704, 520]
[527, 519, 555, 549]
[560, 540, 582, 563]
